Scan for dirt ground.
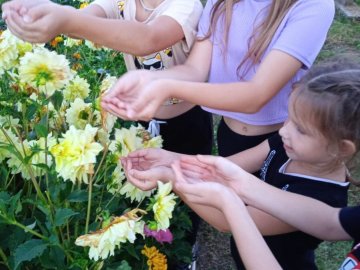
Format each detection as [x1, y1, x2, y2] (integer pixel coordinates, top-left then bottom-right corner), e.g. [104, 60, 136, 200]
[197, 221, 236, 269]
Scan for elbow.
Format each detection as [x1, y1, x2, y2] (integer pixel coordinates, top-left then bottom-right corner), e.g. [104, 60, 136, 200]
[242, 101, 267, 114]
[213, 224, 231, 233]
[132, 33, 166, 57]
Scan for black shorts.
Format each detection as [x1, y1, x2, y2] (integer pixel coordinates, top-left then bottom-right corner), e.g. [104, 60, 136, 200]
[141, 105, 213, 155]
[217, 117, 278, 157]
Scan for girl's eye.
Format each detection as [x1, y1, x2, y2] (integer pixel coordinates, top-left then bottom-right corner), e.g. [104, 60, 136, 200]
[296, 125, 306, 135]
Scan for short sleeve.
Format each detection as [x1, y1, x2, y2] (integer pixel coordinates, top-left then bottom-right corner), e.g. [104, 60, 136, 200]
[197, 0, 214, 39]
[91, 0, 120, 19]
[339, 206, 360, 241]
[162, 0, 203, 51]
[272, 0, 335, 69]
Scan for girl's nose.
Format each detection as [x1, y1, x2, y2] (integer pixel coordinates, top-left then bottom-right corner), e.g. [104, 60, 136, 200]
[279, 119, 289, 138]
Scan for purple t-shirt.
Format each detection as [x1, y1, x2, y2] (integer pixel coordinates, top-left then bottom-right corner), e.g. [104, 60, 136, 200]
[198, 0, 335, 125]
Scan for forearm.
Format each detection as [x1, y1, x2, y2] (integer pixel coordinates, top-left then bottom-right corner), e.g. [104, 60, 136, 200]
[61, 7, 179, 55]
[224, 201, 282, 270]
[174, 191, 231, 232]
[161, 80, 266, 114]
[239, 177, 349, 240]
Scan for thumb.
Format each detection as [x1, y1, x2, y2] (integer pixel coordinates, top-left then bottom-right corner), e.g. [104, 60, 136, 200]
[22, 5, 47, 23]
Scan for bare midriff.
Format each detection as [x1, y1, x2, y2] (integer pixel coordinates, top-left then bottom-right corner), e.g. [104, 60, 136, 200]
[224, 116, 283, 136]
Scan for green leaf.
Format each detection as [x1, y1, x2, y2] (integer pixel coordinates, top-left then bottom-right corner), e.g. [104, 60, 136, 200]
[35, 123, 48, 138]
[54, 208, 79, 227]
[67, 190, 88, 202]
[25, 103, 38, 120]
[14, 239, 47, 269]
[50, 91, 64, 111]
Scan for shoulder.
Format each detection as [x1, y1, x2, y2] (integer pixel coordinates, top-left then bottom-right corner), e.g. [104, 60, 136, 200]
[288, 0, 335, 19]
[339, 206, 360, 240]
[161, 0, 203, 15]
[291, 0, 335, 12]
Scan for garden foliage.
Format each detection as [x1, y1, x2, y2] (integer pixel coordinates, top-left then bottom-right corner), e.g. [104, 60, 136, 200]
[0, 3, 192, 269]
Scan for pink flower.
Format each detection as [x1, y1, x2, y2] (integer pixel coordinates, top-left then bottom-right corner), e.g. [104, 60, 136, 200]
[144, 225, 173, 244]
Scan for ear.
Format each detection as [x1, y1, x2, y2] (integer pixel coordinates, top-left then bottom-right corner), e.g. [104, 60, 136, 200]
[339, 139, 356, 159]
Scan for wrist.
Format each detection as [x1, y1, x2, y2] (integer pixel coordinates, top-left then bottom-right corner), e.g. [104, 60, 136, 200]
[62, 6, 78, 35]
[234, 173, 257, 204]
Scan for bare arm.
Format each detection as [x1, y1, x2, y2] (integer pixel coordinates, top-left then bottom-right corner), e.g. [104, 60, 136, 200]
[3, 1, 183, 56]
[237, 175, 351, 241]
[226, 139, 270, 173]
[102, 46, 302, 120]
[172, 166, 282, 269]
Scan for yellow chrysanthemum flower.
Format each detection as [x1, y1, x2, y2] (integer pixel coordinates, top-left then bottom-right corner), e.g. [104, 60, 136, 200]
[153, 182, 177, 230]
[50, 124, 103, 184]
[99, 75, 117, 94]
[75, 209, 146, 261]
[18, 47, 73, 96]
[65, 98, 100, 129]
[109, 126, 144, 158]
[141, 245, 168, 270]
[50, 36, 64, 47]
[79, 2, 89, 9]
[64, 37, 83, 48]
[120, 181, 153, 202]
[63, 75, 90, 102]
[0, 29, 20, 75]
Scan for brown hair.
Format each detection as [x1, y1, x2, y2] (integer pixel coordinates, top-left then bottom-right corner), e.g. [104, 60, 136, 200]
[291, 59, 360, 184]
[203, 0, 298, 77]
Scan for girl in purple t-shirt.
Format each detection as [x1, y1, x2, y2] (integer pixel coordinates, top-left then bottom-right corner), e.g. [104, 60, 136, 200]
[102, 0, 334, 156]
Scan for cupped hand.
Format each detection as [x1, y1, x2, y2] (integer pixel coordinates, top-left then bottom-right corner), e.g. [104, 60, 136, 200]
[122, 154, 174, 191]
[4, 1, 71, 43]
[101, 70, 170, 121]
[171, 161, 243, 211]
[2, 0, 48, 20]
[178, 155, 252, 194]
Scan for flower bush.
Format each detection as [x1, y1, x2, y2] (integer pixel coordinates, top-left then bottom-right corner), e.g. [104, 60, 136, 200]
[0, 19, 192, 270]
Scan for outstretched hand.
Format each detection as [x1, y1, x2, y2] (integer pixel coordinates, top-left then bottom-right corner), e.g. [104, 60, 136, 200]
[171, 161, 245, 211]
[121, 148, 181, 190]
[177, 155, 252, 194]
[101, 70, 170, 121]
[2, 0, 72, 43]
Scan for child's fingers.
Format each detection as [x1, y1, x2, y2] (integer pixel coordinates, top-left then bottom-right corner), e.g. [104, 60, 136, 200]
[128, 169, 157, 190]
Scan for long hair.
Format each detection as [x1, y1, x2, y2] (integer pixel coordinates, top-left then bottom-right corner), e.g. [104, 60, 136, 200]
[204, 0, 298, 77]
[291, 58, 360, 184]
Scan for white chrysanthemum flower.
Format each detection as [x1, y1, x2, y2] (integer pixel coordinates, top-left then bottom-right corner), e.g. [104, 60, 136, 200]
[75, 209, 146, 261]
[0, 115, 20, 128]
[84, 40, 109, 51]
[18, 47, 73, 96]
[153, 182, 177, 230]
[7, 135, 56, 179]
[64, 37, 83, 48]
[109, 126, 143, 158]
[107, 165, 125, 194]
[120, 181, 153, 203]
[63, 75, 90, 102]
[50, 124, 103, 184]
[143, 135, 163, 149]
[99, 75, 117, 94]
[65, 98, 100, 130]
[0, 128, 20, 162]
[0, 29, 19, 75]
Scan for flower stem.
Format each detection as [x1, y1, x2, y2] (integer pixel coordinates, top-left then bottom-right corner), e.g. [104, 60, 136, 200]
[85, 174, 93, 234]
[0, 247, 9, 269]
